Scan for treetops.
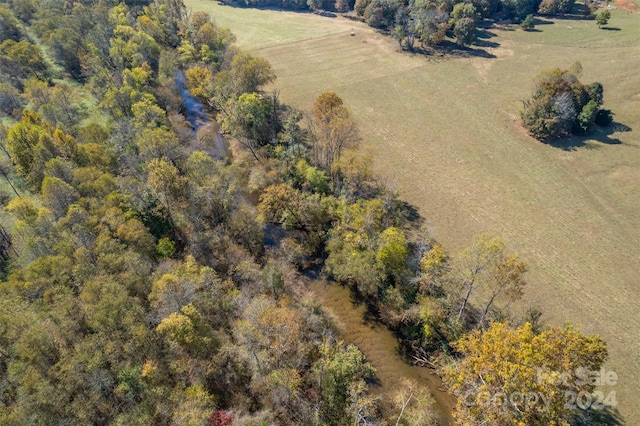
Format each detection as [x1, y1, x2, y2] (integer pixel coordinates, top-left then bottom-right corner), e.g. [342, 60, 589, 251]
[521, 62, 611, 141]
[0, 1, 611, 424]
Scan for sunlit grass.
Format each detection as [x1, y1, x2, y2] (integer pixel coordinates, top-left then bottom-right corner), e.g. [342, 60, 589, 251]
[185, 0, 640, 420]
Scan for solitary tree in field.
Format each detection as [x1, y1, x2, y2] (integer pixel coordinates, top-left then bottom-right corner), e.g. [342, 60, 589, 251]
[596, 9, 611, 28]
[520, 14, 536, 30]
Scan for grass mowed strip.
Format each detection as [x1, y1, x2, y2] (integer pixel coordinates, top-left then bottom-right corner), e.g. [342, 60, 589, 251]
[185, 0, 640, 420]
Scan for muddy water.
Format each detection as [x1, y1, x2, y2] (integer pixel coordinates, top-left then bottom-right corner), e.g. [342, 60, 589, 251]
[305, 278, 457, 425]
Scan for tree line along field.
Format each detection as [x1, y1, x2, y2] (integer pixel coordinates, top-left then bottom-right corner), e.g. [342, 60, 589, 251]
[183, 0, 640, 421]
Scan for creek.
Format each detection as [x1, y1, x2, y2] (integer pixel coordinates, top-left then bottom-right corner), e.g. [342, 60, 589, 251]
[177, 78, 456, 425]
[304, 277, 457, 425]
[175, 72, 228, 160]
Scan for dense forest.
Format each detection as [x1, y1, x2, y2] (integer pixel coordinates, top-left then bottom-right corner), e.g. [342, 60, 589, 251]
[0, 0, 611, 424]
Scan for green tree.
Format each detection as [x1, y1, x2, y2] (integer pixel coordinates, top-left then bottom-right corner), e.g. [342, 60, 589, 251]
[410, 1, 450, 47]
[6, 112, 50, 183]
[326, 237, 381, 296]
[454, 17, 476, 46]
[109, 25, 161, 71]
[376, 226, 409, 275]
[0, 6, 22, 42]
[500, 0, 538, 19]
[156, 303, 216, 356]
[364, 0, 400, 29]
[520, 13, 536, 30]
[586, 81, 604, 106]
[156, 237, 176, 258]
[576, 99, 599, 133]
[450, 2, 478, 25]
[307, 0, 326, 11]
[355, 0, 373, 16]
[179, 12, 235, 64]
[146, 156, 186, 223]
[596, 9, 611, 28]
[313, 339, 376, 423]
[230, 52, 276, 96]
[224, 92, 274, 151]
[43, 26, 85, 79]
[521, 64, 607, 140]
[296, 159, 329, 194]
[0, 39, 51, 87]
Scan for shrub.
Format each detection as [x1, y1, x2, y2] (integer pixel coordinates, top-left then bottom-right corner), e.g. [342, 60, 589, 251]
[520, 14, 535, 30]
[596, 9, 611, 28]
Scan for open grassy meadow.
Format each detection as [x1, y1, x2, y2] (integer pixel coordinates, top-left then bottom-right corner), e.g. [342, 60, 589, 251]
[185, 0, 640, 420]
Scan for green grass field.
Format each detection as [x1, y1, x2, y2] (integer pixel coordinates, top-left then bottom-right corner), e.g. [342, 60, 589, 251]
[185, 0, 640, 420]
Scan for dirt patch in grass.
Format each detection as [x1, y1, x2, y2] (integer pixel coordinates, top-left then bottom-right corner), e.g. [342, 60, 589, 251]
[614, 0, 637, 11]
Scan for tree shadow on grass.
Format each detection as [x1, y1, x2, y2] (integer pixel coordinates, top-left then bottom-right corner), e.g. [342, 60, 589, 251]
[475, 28, 501, 46]
[409, 42, 497, 59]
[395, 200, 423, 224]
[572, 406, 625, 425]
[438, 40, 497, 58]
[544, 12, 595, 20]
[601, 26, 622, 31]
[476, 28, 497, 39]
[546, 122, 631, 150]
[217, 1, 326, 15]
[475, 38, 501, 48]
[534, 17, 555, 25]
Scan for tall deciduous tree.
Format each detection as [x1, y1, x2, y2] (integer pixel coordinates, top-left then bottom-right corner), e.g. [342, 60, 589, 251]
[146, 156, 186, 223]
[310, 91, 359, 175]
[450, 233, 526, 328]
[446, 322, 608, 425]
[0, 6, 22, 42]
[0, 40, 50, 87]
[410, 0, 450, 47]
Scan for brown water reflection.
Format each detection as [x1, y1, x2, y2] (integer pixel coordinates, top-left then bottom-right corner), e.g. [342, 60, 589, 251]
[304, 278, 457, 425]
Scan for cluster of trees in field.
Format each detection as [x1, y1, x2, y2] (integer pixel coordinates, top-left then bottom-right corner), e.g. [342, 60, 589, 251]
[223, 0, 608, 49]
[0, 0, 610, 424]
[354, 0, 608, 47]
[521, 62, 612, 141]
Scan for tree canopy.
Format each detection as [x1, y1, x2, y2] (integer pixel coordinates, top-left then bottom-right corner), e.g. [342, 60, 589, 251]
[0, 1, 612, 425]
[521, 63, 609, 141]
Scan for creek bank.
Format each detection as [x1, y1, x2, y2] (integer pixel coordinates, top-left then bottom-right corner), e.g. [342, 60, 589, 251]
[303, 277, 457, 425]
[177, 73, 457, 425]
[176, 71, 228, 160]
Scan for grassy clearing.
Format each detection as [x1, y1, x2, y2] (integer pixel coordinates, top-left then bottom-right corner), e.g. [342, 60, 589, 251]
[185, 0, 358, 49]
[185, 0, 640, 420]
